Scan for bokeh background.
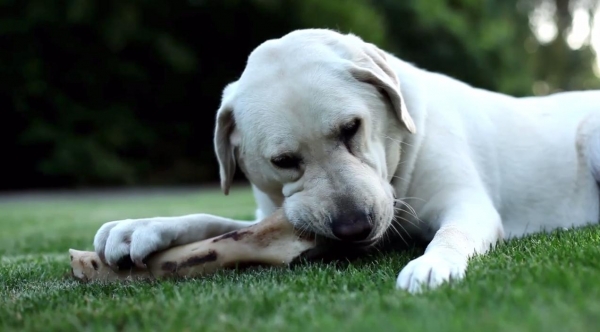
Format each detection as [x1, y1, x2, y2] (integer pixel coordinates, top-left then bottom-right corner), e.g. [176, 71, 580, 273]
[2, 0, 599, 192]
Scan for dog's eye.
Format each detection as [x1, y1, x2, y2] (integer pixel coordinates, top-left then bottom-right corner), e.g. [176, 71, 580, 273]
[270, 154, 301, 169]
[340, 118, 361, 140]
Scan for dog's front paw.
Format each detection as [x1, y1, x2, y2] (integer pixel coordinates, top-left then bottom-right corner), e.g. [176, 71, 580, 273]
[395, 251, 467, 293]
[93, 218, 176, 270]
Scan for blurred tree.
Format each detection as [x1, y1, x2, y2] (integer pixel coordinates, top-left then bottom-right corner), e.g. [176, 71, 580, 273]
[0, 0, 597, 190]
[524, 0, 600, 92]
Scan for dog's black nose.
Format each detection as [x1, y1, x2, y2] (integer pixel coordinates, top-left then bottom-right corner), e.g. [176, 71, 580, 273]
[331, 210, 372, 242]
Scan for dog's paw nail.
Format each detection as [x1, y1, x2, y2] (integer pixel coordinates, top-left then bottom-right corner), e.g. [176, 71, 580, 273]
[133, 257, 149, 269]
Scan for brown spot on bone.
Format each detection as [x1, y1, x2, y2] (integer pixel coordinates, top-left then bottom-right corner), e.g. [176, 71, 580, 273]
[161, 261, 177, 273]
[179, 250, 218, 269]
[252, 224, 284, 247]
[211, 230, 252, 243]
[91, 260, 99, 271]
[70, 255, 73, 262]
[161, 250, 219, 273]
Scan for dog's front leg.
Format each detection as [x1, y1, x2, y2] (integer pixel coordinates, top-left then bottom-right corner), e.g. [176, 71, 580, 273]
[396, 193, 504, 293]
[94, 214, 259, 270]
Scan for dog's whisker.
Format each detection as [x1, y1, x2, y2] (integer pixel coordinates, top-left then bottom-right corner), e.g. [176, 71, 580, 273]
[394, 199, 422, 221]
[397, 196, 427, 202]
[391, 175, 411, 183]
[394, 209, 422, 225]
[394, 220, 412, 239]
[391, 215, 413, 237]
[392, 208, 420, 227]
[394, 206, 418, 219]
[388, 222, 402, 240]
[385, 136, 414, 147]
[394, 207, 418, 219]
[296, 223, 311, 240]
[389, 219, 409, 246]
[322, 211, 334, 237]
[394, 214, 421, 229]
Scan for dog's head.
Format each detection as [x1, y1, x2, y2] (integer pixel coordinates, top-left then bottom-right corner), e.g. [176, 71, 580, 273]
[214, 29, 416, 244]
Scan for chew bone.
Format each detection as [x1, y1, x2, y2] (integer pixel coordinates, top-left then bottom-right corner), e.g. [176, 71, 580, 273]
[69, 210, 316, 282]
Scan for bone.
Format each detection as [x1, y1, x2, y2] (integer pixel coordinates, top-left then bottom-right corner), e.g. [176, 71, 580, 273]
[69, 210, 317, 282]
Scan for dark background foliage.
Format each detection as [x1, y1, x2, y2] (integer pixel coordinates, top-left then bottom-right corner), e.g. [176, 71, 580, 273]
[1, 0, 598, 191]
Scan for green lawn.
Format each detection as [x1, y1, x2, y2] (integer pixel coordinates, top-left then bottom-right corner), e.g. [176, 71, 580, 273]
[2, 186, 600, 332]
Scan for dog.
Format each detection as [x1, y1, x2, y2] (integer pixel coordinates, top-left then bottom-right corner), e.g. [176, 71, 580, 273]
[93, 29, 600, 293]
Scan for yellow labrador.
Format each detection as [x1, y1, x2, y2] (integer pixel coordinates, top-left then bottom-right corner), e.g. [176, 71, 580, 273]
[93, 29, 600, 293]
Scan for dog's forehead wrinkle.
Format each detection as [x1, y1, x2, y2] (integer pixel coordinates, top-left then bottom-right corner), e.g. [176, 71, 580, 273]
[236, 81, 368, 120]
[234, 85, 369, 143]
[244, 43, 342, 83]
[238, 65, 347, 100]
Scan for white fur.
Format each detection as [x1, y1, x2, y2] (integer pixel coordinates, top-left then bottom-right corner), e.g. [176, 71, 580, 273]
[94, 29, 600, 293]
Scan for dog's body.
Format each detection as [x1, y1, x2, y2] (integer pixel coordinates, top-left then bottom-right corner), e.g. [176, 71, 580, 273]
[94, 29, 600, 293]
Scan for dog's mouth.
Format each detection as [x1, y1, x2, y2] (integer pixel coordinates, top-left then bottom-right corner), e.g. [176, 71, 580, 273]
[355, 238, 379, 247]
[293, 234, 380, 264]
[315, 235, 380, 249]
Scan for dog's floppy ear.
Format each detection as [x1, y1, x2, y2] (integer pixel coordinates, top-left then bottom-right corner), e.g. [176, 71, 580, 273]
[348, 43, 416, 134]
[214, 82, 240, 195]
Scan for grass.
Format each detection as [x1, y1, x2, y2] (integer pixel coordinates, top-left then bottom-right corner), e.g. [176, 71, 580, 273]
[1, 186, 600, 332]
